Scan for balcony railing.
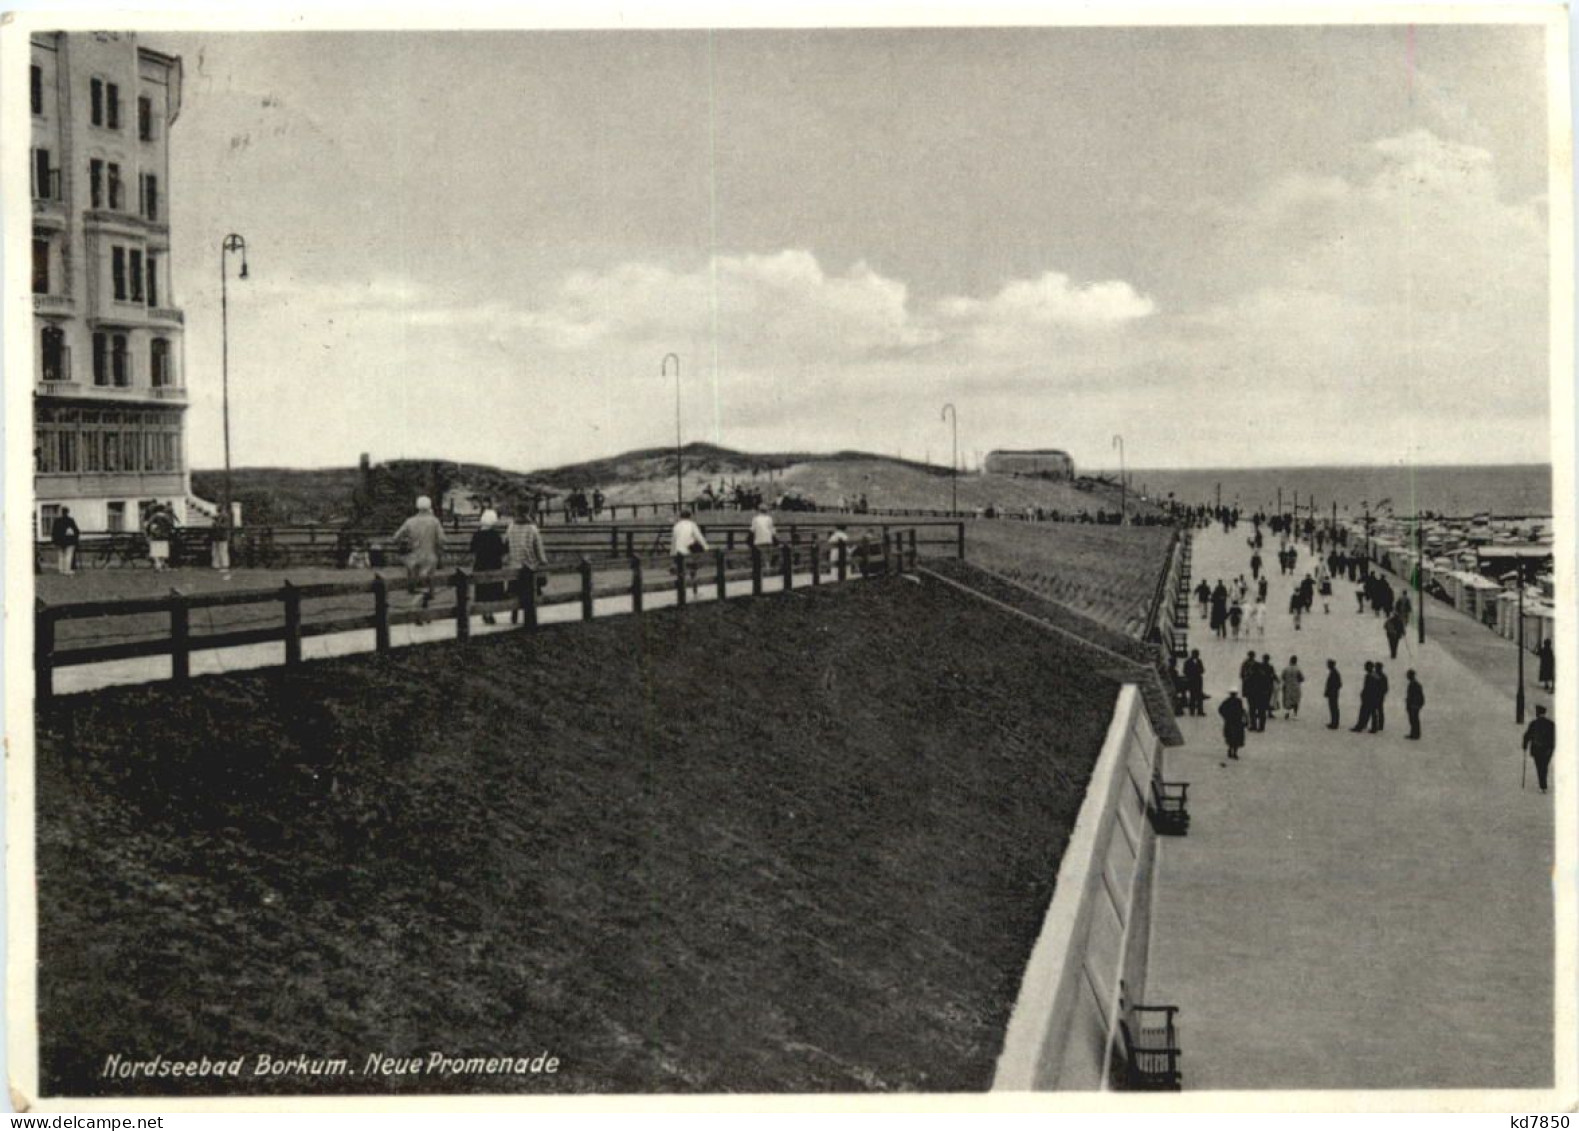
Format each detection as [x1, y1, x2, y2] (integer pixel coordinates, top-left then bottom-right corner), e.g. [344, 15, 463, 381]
[149, 384, 187, 400]
[34, 294, 73, 313]
[148, 307, 184, 325]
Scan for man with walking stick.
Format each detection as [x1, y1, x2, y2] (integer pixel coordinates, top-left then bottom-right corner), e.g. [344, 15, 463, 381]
[1523, 705, 1556, 794]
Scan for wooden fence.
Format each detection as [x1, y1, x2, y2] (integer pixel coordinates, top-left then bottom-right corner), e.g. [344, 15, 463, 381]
[36, 518, 966, 573]
[34, 533, 924, 703]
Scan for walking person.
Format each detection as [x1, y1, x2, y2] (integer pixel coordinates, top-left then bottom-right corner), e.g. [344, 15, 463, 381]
[144, 504, 177, 572]
[670, 508, 710, 595]
[1384, 609, 1406, 659]
[1184, 649, 1206, 717]
[1523, 705, 1556, 793]
[1250, 550, 1262, 581]
[1220, 689, 1248, 760]
[1396, 589, 1413, 629]
[1404, 670, 1425, 739]
[748, 503, 777, 551]
[209, 509, 232, 574]
[1281, 656, 1304, 719]
[1229, 597, 1244, 639]
[49, 506, 80, 575]
[1372, 662, 1390, 733]
[468, 509, 508, 625]
[505, 504, 551, 623]
[1250, 597, 1266, 637]
[1351, 661, 1378, 733]
[1210, 581, 1229, 638]
[1324, 660, 1343, 729]
[1289, 588, 1303, 631]
[1318, 564, 1333, 614]
[1539, 639, 1555, 693]
[1195, 578, 1212, 620]
[393, 495, 446, 615]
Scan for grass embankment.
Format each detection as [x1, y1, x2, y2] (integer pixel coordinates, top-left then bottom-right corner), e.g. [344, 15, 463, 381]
[964, 521, 1177, 635]
[38, 577, 1123, 1096]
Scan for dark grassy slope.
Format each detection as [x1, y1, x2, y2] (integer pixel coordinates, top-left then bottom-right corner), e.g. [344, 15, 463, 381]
[38, 577, 1123, 1096]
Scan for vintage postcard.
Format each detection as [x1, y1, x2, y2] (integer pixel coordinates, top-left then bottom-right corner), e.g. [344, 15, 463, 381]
[5, 3, 1575, 1114]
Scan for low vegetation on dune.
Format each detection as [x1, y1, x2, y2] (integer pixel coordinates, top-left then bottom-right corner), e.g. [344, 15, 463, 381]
[37, 577, 1124, 1096]
[962, 521, 1177, 635]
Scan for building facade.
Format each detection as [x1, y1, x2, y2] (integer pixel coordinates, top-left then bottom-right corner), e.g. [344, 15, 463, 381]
[31, 31, 189, 538]
[983, 449, 1077, 479]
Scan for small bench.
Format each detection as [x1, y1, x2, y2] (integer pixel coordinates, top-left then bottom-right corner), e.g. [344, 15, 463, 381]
[1148, 779, 1190, 836]
[1112, 981, 1183, 1091]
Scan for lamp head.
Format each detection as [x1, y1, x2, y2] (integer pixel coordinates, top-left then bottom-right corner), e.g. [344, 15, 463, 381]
[239, 260, 249, 280]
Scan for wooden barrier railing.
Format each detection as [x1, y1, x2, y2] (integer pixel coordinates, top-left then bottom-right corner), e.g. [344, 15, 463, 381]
[34, 533, 925, 702]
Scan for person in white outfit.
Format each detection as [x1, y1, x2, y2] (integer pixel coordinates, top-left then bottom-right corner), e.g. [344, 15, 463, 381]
[749, 505, 777, 552]
[1251, 598, 1267, 636]
[670, 509, 710, 594]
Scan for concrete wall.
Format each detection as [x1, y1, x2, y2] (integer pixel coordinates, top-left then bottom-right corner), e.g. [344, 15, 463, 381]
[992, 683, 1165, 1091]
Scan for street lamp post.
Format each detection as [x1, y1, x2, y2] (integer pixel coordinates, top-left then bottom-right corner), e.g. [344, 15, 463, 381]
[219, 233, 249, 527]
[1515, 558, 1527, 725]
[941, 403, 958, 517]
[661, 353, 682, 511]
[1112, 434, 1125, 524]
[1415, 515, 1426, 645]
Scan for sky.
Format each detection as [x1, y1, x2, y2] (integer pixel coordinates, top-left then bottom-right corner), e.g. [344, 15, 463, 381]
[154, 22, 1556, 474]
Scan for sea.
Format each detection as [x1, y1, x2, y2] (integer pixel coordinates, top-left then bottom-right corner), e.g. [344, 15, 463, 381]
[1127, 464, 1554, 520]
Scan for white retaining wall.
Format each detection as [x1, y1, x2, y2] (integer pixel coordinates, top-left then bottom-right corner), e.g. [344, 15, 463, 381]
[992, 683, 1165, 1091]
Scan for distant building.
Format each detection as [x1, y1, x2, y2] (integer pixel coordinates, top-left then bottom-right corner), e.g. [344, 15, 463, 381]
[31, 32, 189, 537]
[983, 449, 1076, 479]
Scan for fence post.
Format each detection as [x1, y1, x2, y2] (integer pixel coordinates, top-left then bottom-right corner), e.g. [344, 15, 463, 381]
[882, 531, 892, 572]
[726, 529, 736, 551]
[579, 557, 594, 620]
[838, 542, 848, 582]
[34, 600, 55, 706]
[373, 575, 391, 652]
[283, 582, 303, 666]
[780, 542, 794, 590]
[626, 531, 635, 559]
[751, 546, 764, 595]
[170, 588, 190, 683]
[812, 541, 822, 586]
[520, 566, 539, 628]
[674, 555, 688, 607]
[630, 555, 644, 614]
[956, 522, 965, 560]
[610, 528, 619, 556]
[454, 569, 471, 641]
[715, 548, 727, 600]
[908, 528, 918, 571]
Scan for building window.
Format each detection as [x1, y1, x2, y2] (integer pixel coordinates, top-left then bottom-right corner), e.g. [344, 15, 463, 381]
[33, 238, 49, 295]
[104, 433, 120, 472]
[31, 65, 43, 115]
[41, 326, 67, 383]
[150, 338, 170, 387]
[112, 247, 127, 300]
[138, 95, 153, 140]
[39, 505, 62, 540]
[90, 78, 103, 125]
[129, 250, 144, 302]
[90, 159, 103, 209]
[108, 162, 122, 210]
[141, 173, 159, 220]
[111, 334, 129, 386]
[93, 332, 108, 386]
[32, 149, 57, 201]
[106, 82, 120, 129]
[146, 254, 159, 307]
[107, 502, 125, 532]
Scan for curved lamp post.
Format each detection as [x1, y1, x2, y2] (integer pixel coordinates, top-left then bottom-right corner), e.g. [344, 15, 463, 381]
[941, 403, 958, 517]
[661, 353, 681, 510]
[220, 233, 249, 526]
[1112, 433, 1126, 523]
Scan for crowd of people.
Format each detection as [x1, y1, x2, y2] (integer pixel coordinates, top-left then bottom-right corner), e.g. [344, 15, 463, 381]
[1177, 511, 1557, 792]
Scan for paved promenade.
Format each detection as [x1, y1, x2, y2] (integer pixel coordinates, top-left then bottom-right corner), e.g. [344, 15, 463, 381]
[1148, 524, 1556, 1090]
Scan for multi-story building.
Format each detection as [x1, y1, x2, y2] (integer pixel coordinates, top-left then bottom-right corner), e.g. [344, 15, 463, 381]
[983, 449, 1077, 479]
[31, 31, 189, 538]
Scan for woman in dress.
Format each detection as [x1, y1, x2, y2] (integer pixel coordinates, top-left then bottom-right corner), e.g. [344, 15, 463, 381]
[1219, 690, 1248, 759]
[469, 509, 508, 625]
[1281, 656, 1304, 719]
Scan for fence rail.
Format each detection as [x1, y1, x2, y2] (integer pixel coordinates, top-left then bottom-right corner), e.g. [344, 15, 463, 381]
[35, 532, 927, 702]
[36, 518, 966, 572]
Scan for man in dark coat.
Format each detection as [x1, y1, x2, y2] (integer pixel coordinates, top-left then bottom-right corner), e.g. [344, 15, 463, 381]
[1523, 706, 1556, 792]
[49, 506, 80, 574]
[1404, 670, 1425, 739]
[1372, 662, 1390, 732]
[1538, 640, 1555, 692]
[1324, 660, 1343, 729]
[1250, 551, 1262, 580]
[1183, 649, 1207, 716]
[1240, 650, 1259, 712]
[1385, 610, 1406, 659]
[1219, 690, 1248, 759]
[1351, 662, 1378, 733]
